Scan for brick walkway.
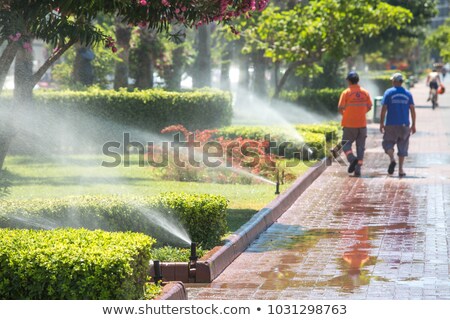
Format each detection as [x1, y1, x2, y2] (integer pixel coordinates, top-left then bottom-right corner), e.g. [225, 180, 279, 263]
[187, 78, 450, 300]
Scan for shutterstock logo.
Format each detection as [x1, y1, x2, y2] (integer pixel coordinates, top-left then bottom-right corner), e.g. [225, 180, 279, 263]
[101, 132, 347, 169]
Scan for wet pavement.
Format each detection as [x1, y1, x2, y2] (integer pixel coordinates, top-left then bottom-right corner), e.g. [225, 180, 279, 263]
[187, 79, 450, 299]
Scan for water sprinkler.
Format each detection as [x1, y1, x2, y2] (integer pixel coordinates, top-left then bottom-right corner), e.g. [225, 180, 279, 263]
[188, 242, 198, 281]
[153, 260, 163, 284]
[189, 242, 198, 266]
[275, 170, 280, 195]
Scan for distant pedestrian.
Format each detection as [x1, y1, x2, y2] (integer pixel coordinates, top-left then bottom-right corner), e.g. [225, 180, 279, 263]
[380, 73, 416, 177]
[338, 71, 372, 177]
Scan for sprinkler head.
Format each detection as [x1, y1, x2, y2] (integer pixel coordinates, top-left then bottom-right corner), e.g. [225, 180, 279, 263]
[275, 170, 280, 195]
[153, 260, 163, 284]
[189, 242, 198, 264]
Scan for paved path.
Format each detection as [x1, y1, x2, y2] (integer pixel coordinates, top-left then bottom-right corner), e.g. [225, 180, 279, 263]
[187, 78, 450, 300]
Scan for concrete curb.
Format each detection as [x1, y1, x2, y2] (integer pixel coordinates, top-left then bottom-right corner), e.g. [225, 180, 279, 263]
[150, 157, 330, 283]
[154, 282, 188, 300]
[196, 158, 330, 282]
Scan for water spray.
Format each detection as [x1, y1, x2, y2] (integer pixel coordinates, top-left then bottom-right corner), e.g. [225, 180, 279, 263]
[153, 260, 163, 284]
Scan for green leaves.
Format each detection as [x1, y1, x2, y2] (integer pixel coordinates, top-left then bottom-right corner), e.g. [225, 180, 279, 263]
[426, 18, 450, 61]
[0, 192, 229, 249]
[0, 228, 154, 299]
[3, 88, 233, 133]
[215, 121, 342, 159]
[243, 0, 413, 77]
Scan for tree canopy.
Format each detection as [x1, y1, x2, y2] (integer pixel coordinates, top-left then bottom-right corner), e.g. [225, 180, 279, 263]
[240, 0, 412, 97]
[0, 0, 270, 92]
[426, 18, 450, 62]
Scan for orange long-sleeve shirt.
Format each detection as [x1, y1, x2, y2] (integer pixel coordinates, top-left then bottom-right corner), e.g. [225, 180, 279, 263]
[338, 85, 372, 128]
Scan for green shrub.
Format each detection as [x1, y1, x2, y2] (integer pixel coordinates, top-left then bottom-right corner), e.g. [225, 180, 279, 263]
[0, 192, 228, 248]
[150, 246, 207, 262]
[278, 88, 343, 114]
[214, 123, 341, 159]
[148, 193, 228, 249]
[360, 75, 391, 95]
[0, 88, 232, 153]
[295, 122, 341, 142]
[0, 228, 154, 299]
[33, 88, 232, 131]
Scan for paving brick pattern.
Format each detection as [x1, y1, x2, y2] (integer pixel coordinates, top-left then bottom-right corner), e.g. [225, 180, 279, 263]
[187, 79, 450, 300]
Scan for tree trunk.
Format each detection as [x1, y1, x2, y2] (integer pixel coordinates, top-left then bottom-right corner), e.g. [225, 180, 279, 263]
[165, 46, 185, 91]
[193, 24, 212, 88]
[0, 42, 19, 94]
[0, 46, 34, 171]
[114, 20, 132, 90]
[220, 41, 233, 90]
[273, 62, 299, 99]
[238, 54, 250, 90]
[135, 29, 155, 89]
[252, 50, 267, 96]
[73, 44, 95, 86]
[273, 61, 280, 91]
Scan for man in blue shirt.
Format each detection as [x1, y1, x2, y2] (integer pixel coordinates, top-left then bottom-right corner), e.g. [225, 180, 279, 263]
[380, 73, 416, 177]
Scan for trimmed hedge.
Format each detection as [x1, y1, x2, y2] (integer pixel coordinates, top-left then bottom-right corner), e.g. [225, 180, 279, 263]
[0, 228, 154, 299]
[215, 122, 341, 159]
[278, 88, 343, 114]
[360, 75, 391, 96]
[0, 192, 228, 249]
[295, 122, 341, 142]
[31, 88, 232, 131]
[0, 88, 232, 148]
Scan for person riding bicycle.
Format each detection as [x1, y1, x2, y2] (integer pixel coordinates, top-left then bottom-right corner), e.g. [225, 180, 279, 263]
[426, 68, 442, 104]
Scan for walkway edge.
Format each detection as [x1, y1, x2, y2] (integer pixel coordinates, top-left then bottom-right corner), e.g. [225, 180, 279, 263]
[195, 157, 331, 282]
[154, 282, 188, 300]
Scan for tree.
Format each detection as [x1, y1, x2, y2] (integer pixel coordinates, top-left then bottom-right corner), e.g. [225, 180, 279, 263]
[426, 18, 450, 62]
[241, 0, 412, 98]
[114, 17, 132, 90]
[192, 24, 212, 88]
[0, 0, 271, 171]
[359, 0, 437, 70]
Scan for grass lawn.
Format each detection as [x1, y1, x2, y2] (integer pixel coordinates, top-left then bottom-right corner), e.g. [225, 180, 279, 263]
[2, 154, 312, 234]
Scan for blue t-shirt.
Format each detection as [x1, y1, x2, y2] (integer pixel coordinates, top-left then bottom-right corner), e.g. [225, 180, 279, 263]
[382, 86, 414, 126]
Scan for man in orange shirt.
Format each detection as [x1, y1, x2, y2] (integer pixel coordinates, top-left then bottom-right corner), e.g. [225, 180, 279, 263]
[338, 71, 372, 177]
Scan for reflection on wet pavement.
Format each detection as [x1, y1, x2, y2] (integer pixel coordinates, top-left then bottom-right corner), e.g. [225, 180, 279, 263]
[187, 107, 450, 300]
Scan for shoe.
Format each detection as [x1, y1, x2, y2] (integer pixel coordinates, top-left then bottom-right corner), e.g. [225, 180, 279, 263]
[399, 172, 406, 177]
[427, 97, 431, 102]
[354, 165, 361, 177]
[348, 159, 358, 173]
[388, 161, 396, 175]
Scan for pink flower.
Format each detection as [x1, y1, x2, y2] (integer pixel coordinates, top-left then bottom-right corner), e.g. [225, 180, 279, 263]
[139, 0, 147, 6]
[138, 21, 148, 28]
[8, 32, 21, 42]
[161, 0, 170, 7]
[112, 46, 118, 53]
[22, 42, 32, 53]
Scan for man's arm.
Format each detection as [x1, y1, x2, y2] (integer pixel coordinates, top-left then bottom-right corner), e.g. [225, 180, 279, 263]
[410, 104, 416, 134]
[379, 105, 387, 133]
[338, 92, 346, 114]
[366, 92, 372, 113]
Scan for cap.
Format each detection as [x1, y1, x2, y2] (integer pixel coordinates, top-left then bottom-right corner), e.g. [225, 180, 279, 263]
[390, 72, 404, 82]
[346, 71, 359, 81]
